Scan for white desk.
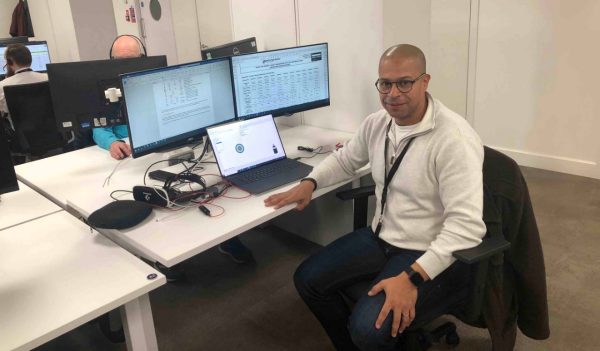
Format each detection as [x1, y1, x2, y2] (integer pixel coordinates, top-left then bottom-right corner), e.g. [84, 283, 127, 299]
[0, 211, 166, 351]
[16, 125, 369, 267]
[15, 143, 167, 209]
[0, 181, 62, 231]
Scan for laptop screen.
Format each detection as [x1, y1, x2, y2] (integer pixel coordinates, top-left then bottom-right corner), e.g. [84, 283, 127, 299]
[208, 115, 286, 177]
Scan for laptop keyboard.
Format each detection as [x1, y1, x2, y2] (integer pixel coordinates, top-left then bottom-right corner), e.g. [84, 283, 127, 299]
[236, 161, 296, 183]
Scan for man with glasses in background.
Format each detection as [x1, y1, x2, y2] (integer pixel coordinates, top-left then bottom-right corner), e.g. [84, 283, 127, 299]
[264, 44, 486, 350]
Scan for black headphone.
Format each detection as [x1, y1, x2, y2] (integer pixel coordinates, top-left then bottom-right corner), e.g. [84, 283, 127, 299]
[109, 34, 147, 59]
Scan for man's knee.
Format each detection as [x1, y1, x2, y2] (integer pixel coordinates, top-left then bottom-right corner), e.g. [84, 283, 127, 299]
[293, 258, 317, 298]
[348, 296, 397, 350]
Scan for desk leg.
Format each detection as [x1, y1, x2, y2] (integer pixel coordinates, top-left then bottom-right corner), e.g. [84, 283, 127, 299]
[120, 294, 159, 351]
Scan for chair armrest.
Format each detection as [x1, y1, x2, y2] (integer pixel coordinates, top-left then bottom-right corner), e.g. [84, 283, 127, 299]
[453, 236, 510, 264]
[336, 185, 375, 201]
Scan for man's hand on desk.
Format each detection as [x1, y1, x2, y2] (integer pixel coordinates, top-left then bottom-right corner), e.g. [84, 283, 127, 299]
[109, 141, 131, 160]
[264, 180, 314, 210]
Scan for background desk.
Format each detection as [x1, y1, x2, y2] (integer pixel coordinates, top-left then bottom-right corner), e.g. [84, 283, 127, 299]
[0, 211, 166, 351]
[0, 181, 62, 231]
[16, 125, 369, 267]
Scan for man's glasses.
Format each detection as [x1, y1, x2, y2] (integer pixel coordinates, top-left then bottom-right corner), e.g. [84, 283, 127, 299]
[375, 73, 426, 94]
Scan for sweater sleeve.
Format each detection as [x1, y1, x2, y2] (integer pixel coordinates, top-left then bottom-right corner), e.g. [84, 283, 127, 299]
[307, 116, 372, 189]
[93, 127, 121, 150]
[416, 129, 487, 279]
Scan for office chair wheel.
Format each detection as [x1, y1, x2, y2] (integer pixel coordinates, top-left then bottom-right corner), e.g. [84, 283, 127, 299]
[445, 330, 460, 347]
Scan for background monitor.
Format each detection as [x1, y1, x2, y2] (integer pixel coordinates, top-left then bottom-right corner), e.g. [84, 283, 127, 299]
[0, 36, 28, 45]
[201, 37, 257, 60]
[47, 56, 167, 133]
[0, 126, 19, 195]
[0, 41, 51, 75]
[230, 42, 330, 120]
[121, 57, 236, 158]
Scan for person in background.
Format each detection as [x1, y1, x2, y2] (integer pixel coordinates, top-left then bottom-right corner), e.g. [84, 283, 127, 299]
[265, 44, 486, 350]
[0, 43, 48, 114]
[92, 35, 144, 160]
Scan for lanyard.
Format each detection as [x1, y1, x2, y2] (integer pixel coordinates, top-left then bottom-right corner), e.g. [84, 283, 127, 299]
[374, 120, 415, 237]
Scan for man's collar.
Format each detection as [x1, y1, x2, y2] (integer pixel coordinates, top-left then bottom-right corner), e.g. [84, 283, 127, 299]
[406, 92, 435, 136]
[14, 67, 32, 74]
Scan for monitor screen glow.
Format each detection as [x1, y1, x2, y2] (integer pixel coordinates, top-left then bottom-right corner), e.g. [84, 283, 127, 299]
[121, 57, 236, 158]
[230, 43, 330, 120]
[0, 41, 51, 75]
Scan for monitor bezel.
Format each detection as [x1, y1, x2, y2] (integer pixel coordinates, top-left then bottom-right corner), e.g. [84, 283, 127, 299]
[230, 42, 330, 120]
[121, 57, 237, 159]
[201, 37, 257, 60]
[47, 56, 167, 134]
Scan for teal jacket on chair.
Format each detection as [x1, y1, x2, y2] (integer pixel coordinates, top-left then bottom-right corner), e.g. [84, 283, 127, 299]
[93, 125, 129, 150]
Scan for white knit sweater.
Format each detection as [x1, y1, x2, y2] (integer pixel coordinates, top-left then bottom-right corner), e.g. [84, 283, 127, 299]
[308, 94, 486, 279]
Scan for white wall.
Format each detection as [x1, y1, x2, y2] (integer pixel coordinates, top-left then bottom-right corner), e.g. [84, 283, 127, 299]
[298, 0, 383, 132]
[383, 0, 471, 118]
[473, 0, 600, 179]
[69, 0, 117, 61]
[112, 0, 142, 37]
[28, 0, 79, 63]
[428, 0, 470, 117]
[0, 0, 16, 38]
[171, 0, 201, 63]
[230, 0, 296, 51]
[383, 0, 431, 55]
[196, 0, 233, 49]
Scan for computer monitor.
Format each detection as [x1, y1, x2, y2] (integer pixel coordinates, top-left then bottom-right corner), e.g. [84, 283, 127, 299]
[0, 41, 51, 75]
[121, 57, 236, 158]
[0, 36, 28, 45]
[47, 56, 167, 133]
[201, 37, 257, 60]
[0, 126, 19, 195]
[230, 42, 330, 120]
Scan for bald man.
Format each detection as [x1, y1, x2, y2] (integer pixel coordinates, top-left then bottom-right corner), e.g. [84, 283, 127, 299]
[265, 44, 486, 350]
[111, 35, 143, 59]
[93, 35, 144, 159]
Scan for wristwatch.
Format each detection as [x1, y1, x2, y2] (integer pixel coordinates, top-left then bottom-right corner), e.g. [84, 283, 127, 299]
[404, 267, 424, 288]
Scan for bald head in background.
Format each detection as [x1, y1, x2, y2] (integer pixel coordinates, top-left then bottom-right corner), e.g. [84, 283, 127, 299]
[111, 36, 143, 59]
[378, 44, 430, 126]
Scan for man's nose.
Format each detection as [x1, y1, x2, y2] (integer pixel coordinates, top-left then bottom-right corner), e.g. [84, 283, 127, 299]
[388, 83, 403, 97]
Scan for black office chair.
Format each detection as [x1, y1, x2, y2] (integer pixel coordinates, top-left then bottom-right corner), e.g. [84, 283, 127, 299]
[336, 147, 516, 350]
[4, 81, 67, 159]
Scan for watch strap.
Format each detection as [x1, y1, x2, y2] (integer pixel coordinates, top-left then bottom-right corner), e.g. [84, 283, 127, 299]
[405, 267, 424, 288]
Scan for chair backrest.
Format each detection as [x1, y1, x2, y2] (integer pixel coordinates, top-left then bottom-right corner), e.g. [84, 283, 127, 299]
[4, 81, 66, 156]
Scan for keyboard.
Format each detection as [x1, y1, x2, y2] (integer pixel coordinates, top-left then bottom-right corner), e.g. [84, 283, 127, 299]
[236, 161, 293, 183]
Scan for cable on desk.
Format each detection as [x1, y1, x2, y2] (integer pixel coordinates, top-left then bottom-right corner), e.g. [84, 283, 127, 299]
[109, 189, 133, 201]
[103, 157, 130, 187]
[294, 146, 331, 160]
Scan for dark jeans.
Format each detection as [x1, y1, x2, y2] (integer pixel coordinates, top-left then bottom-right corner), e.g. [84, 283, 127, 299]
[294, 227, 468, 351]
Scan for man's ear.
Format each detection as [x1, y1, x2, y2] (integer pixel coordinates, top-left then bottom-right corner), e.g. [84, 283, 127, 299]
[422, 74, 431, 90]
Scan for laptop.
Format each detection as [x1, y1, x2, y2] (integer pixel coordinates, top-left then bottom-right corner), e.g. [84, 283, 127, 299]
[207, 115, 313, 194]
